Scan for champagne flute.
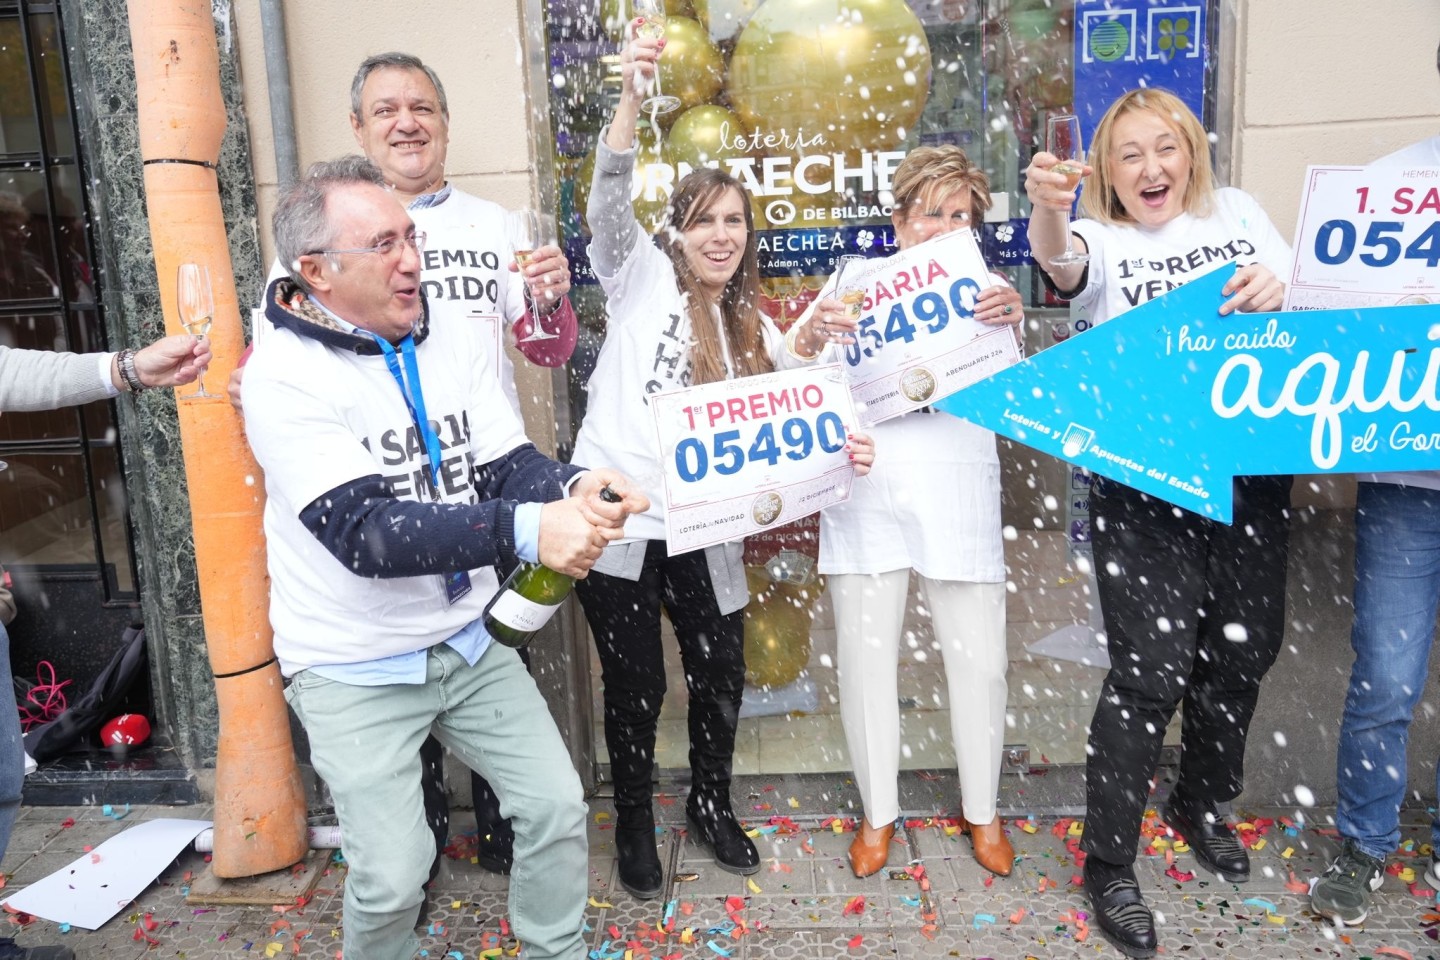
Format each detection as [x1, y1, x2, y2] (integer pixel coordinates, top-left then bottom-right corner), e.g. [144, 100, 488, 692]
[177, 262, 217, 398]
[1046, 113, 1090, 267]
[506, 208, 559, 343]
[631, 0, 680, 117]
[833, 255, 867, 323]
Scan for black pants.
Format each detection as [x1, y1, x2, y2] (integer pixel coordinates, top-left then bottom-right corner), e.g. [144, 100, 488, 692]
[1081, 475, 1292, 865]
[574, 541, 746, 824]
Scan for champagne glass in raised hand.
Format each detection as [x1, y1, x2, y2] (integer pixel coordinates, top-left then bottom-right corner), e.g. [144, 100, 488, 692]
[177, 262, 218, 398]
[1046, 113, 1090, 267]
[833, 255, 867, 323]
[631, 0, 680, 116]
[506, 208, 559, 343]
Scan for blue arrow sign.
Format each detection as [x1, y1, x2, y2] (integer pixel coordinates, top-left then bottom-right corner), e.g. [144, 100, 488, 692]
[934, 262, 1440, 521]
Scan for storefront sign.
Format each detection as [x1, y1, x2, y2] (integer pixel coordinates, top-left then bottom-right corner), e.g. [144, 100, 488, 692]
[650, 365, 860, 554]
[935, 262, 1440, 521]
[1073, 0, 1210, 133]
[1286, 164, 1440, 311]
[840, 230, 1021, 425]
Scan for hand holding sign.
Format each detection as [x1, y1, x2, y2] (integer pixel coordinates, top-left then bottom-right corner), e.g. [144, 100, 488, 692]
[838, 230, 1021, 424]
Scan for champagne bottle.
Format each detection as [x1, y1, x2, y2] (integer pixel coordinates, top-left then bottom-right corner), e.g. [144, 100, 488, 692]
[482, 485, 621, 648]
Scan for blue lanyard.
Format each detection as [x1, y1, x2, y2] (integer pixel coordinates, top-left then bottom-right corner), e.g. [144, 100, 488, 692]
[372, 333, 443, 495]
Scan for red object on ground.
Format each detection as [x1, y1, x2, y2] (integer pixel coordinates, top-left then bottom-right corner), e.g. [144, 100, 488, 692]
[100, 713, 151, 748]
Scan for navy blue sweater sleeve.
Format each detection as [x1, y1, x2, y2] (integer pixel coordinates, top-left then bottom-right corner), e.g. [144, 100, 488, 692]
[299, 443, 582, 579]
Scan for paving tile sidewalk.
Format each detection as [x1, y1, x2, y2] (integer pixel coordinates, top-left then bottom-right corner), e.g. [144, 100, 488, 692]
[1, 797, 1438, 959]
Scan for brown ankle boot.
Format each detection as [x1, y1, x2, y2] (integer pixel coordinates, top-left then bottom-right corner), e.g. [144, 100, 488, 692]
[847, 819, 895, 878]
[963, 816, 1014, 876]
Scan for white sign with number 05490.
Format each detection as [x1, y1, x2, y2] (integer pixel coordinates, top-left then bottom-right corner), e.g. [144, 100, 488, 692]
[650, 364, 861, 555]
[1286, 164, 1440, 311]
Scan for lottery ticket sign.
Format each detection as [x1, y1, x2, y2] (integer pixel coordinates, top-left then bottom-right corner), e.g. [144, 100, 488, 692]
[651, 365, 860, 554]
[840, 230, 1021, 425]
[1286, 165, 1440, 311]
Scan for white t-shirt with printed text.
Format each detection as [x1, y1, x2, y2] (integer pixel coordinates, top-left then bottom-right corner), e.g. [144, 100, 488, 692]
[243, 313, 528, 676]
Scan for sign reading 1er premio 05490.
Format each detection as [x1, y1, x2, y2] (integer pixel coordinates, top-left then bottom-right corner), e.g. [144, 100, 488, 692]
[1286, 165, 1440, 310]
[651, 365, 859, 555]
[842, 230, 1021, 425]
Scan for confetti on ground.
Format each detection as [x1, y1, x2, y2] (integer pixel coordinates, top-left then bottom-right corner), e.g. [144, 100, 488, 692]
[972, 913, 996, 929]
[1242, 897, 1277, 913]
[842, 895, 865, 917]
[1165, 865, 1195, 882]
[588, 897, 613, 909]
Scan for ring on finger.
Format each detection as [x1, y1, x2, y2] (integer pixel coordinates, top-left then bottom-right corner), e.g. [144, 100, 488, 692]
[1003, 304, 1014, 315]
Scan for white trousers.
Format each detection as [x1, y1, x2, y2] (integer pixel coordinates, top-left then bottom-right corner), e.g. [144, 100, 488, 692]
[833, 570, 1008, 826]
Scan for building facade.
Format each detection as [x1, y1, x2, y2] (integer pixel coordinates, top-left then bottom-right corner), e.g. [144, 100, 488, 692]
[1, 0, 1436, 805]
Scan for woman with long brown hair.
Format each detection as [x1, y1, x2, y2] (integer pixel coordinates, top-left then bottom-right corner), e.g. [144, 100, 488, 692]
[571, 23, 872, 900]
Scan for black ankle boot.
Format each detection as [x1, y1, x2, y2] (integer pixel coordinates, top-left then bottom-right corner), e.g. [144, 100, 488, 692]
[615, 825, 664, 899]
[1163, 792, 1249, 882]
[685, 795, 759, 875]
[615, 804, 664, 899]
[1084, 858, 1157, 959]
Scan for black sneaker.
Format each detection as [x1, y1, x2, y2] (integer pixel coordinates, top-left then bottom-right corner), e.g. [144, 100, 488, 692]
[1084, 860, 1157, 959]
[1163, 794, 1249, 882]
[1311, 839, 1384, 924]
[0, 939, 75, 960]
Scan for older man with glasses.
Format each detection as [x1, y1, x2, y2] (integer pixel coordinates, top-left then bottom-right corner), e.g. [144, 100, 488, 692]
[242, 156, 644, 960]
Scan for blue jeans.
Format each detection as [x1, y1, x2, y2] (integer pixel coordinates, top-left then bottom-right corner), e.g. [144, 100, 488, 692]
[0, 624, 21, 864]
[1337, 482, 1440, 861]
[286, 642, 587, 960]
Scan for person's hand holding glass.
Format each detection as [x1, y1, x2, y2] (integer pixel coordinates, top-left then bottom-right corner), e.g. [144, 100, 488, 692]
[1023, 113, 1094, 283]
[506, 208, 563, 343]
[790, 254, 865, 360]
[177, 262, 218, 398]
[630, 0, 680, 117]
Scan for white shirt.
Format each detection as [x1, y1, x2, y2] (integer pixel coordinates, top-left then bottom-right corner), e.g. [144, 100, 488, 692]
[1070, 187, 1294, 326]
[243, 312, 527, 676]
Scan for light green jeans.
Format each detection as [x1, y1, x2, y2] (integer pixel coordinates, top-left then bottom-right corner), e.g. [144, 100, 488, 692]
[286, 642, 587, 960]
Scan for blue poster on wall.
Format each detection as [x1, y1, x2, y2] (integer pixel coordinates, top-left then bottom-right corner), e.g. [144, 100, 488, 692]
[1072, 0, 1210, 132]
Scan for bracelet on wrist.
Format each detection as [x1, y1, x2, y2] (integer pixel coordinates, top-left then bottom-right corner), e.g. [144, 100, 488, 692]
[784, 324, 821, 362]
[116, 349, 146, 393]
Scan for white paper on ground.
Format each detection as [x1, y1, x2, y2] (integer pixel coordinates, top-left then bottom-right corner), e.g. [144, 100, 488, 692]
[739, 676, 819, 719]
[2, 818, 211, 929]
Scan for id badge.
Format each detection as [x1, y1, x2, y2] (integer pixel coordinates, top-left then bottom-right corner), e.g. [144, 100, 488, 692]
[443, 570, 473, 606]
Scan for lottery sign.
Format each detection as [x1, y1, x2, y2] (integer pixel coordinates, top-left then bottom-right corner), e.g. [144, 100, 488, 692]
[651, 364, 860, 554]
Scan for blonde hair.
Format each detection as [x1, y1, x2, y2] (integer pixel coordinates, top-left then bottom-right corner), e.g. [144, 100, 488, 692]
[1080, 88, 1215, 225]
[890, 145, 993, 227]
[662, 168, 773, 385]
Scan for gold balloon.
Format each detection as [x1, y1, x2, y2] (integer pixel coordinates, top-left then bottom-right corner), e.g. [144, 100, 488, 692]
[692, 0, 764, 41]
[574, 123, 673, 236]
[601, 0, 701, 39]
[742, 566, 820, 689]
[656, 16, 725, 116]
[729, 0, 932, 154]
[666, 105, 750, 171]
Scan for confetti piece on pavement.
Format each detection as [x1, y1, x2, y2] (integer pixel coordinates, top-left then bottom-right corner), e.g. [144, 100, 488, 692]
[588, 897, 613, 909]
[972, 913, 996, 929]
[1242, 897, 1277, 913]
[1164, 865, 1195, 882]
[842, 896, 865, 916]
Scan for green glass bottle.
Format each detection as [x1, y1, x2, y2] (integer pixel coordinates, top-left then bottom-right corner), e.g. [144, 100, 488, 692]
[482, 486, 620, 648]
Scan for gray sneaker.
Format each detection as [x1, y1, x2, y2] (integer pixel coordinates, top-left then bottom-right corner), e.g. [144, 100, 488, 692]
[1425, 851, 1440, 891]
[1311, 840, 1385, 924]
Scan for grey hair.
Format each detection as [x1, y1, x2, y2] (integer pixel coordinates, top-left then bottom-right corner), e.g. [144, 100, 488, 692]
[273, 155, 388, 293]
[350, 52, 450, 122]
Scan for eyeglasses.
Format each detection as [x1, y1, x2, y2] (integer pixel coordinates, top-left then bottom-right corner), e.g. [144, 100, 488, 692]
[908, 211, 971, 227]
[310, 231, 426, 259]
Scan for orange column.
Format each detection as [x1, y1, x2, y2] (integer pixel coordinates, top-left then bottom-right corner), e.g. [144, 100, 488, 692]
[126, 0, 307, 877]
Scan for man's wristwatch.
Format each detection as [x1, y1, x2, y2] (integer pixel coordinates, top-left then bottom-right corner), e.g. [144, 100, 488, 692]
[116, 349, 146, 393]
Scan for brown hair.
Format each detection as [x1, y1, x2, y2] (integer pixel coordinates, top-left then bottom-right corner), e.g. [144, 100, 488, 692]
[1080, 88, 1215, 225]
[662, 167, 773, 385]
[890, 145, 993, 228]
